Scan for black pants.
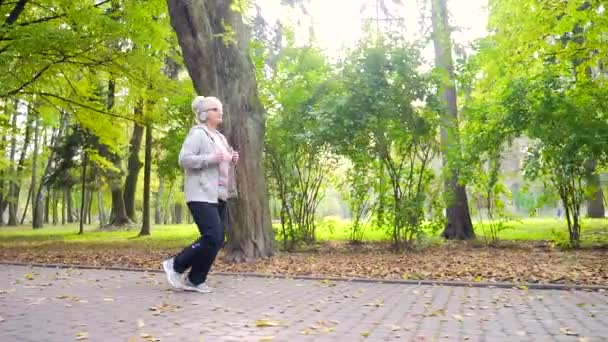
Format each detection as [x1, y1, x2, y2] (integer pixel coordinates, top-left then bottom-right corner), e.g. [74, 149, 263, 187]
[173, 201, 226, 285]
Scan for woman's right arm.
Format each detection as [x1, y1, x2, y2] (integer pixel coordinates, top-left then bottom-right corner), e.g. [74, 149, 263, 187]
[178, 129, 219, 170]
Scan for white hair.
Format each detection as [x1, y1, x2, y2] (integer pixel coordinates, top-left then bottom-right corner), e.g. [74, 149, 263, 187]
[191, 96, 222, 124]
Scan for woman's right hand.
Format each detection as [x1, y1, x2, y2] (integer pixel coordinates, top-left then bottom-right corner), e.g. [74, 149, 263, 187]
[215, 151, 232, 163]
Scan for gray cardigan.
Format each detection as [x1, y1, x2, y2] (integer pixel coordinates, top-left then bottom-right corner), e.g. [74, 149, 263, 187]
[178, 125, 237, 203]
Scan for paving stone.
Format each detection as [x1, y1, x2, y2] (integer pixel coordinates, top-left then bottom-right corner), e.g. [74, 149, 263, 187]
[0, 265, 606, 341]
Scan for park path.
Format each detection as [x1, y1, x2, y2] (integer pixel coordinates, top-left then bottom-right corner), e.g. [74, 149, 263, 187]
[0, 264, 606, 341]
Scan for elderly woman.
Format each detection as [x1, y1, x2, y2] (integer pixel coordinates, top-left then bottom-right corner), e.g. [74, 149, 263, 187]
[162, 96, 238, 293]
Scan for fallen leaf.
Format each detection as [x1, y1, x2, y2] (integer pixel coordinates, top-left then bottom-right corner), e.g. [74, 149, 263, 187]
[428, 309, 445, 317]
[453, 314, 464, 322]
[361, 331, 370, 338]
[256, 319, 280, 327]
[560, 327, 579, 336]
[75, 331, 88, 340]
[137, 319, 145, 328]
[24, 274, 34, 280]
[259, 337, 274, 341]
[103, 298, 114, 302]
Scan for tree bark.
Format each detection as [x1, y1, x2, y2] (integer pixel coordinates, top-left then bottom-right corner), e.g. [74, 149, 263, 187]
[79, 152, 87, 234]
[155, 176, 164, 224]
[123, 101, 144, 222]
[430, 0, 475, 240]
[167, 0, 274, 261]
[139, 124, 152, 236]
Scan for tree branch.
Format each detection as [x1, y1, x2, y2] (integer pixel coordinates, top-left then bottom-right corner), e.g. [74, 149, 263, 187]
[3, 62, 54, 96]
[24, 92, 144, 125]
[17, 0, 112, 27]
[3, 0, 28, 26]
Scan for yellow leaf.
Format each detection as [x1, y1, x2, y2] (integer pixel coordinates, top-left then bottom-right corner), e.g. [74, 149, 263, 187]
[453, 314, 464, 322]
[75, 331, 88, 340]
[259, 337, 274, 341]
[103, 298, 114, 302]
[24, 274, 34, 280]
[256, 319, 280, 327]
[361, 331, 370, 338]
[518, 285, 529, 291]
[128, 337, 137, 342]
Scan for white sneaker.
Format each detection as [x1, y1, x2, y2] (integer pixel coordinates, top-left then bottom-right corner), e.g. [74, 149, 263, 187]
[183, 279, 213, 293]
[162, 258, 185, 289]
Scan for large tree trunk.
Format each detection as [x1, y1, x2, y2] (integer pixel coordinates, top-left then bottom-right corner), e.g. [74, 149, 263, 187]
[123, 102, 144, 222]
[155, 176, 164, 224]
[167, 0, 275, 261]
[139, 124, 152, 236]
[585, 160, 605, 218]
[430, 0, 474, 240]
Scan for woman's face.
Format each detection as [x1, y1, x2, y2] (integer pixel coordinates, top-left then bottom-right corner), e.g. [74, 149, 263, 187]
[206, 102, 224, 125]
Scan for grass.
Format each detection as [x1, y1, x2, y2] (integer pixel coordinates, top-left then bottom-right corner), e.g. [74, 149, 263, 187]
[0, 217, 606, 249]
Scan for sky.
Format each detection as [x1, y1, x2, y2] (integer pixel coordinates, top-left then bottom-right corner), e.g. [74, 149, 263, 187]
[257, 0, 489, 60]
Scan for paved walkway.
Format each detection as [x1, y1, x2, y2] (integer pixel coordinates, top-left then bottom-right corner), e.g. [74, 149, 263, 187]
[0, 265, 606, 341]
